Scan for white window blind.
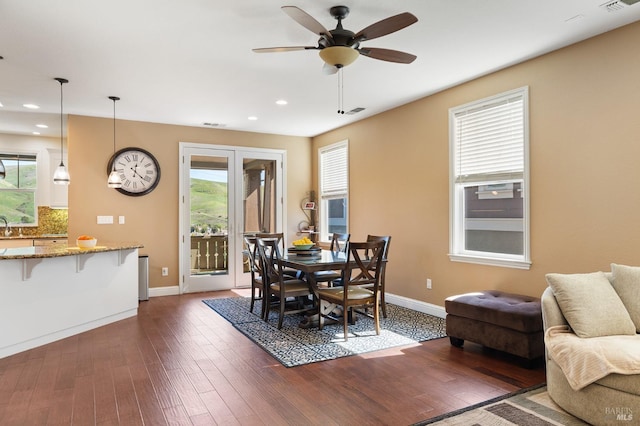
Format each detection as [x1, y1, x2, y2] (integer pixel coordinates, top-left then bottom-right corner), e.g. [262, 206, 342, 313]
[320, 142, 348, 198]
[454, 93, 524, 184]
[449, 86, 530, 269]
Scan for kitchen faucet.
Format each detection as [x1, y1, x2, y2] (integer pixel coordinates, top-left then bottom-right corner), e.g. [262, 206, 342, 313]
[0, 216, 11, 237]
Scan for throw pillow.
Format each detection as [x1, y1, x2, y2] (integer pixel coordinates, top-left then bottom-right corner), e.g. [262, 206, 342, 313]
[610, 263, 640, 333]
[546, 271, 636, 338]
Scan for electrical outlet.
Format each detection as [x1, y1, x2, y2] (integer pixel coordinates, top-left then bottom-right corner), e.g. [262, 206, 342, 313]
[426, 278, 432, 290]
[162, 267, 168, 276]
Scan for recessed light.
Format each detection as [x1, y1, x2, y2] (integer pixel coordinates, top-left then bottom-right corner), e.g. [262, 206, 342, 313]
[23, 104, 40, 109]
[248, 116, 258, 121]
[32, 132, 40, 135]
[276, 99, 288, 105]
[36, 124, 48, 128]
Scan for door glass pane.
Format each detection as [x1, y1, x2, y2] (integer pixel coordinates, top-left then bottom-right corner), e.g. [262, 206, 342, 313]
[190, 155, 229, 276]
[242, 158, 277, 273]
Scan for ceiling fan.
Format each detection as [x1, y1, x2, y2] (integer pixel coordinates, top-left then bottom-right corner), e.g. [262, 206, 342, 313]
[253, 5, 418, 74]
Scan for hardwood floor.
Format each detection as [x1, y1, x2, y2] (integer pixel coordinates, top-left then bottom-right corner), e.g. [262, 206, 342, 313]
[0, 290, 545, 425]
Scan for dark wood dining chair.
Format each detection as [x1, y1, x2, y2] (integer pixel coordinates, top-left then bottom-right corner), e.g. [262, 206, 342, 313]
[256, 236, 315, 329]
[366, 235, 391, 318]
[312, 232, 350, 287]
[244, 236, 267, 319]
[255, 232, 299, 278]
[317, 240, 385, 341]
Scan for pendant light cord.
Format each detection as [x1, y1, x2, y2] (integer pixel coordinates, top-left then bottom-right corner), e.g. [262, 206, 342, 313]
[107, 96, 122, 188]
[52, 77, 70, 185]
[112, 97, 117, 171]
[59, 80, 64, 166]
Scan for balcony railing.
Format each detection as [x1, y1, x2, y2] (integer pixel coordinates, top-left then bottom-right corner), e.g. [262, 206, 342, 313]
[190, 234, 228, 274]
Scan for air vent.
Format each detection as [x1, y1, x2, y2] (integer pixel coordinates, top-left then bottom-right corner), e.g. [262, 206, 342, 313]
[345, 107, 365, 115]
[601, 0, 626, 12]
[203, 122, 226, 127]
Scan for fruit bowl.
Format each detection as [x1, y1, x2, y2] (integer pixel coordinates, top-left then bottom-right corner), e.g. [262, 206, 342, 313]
[76, 236, 97, 249]
[292, 243, 314, 250]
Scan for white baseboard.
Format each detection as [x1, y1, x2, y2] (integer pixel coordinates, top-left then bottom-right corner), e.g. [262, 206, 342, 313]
[146, 286, 446, 319]
[148, 286, 180, 298]
[385, 293, 446, 319]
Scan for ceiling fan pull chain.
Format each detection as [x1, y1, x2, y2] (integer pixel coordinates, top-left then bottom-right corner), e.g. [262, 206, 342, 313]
[341, 68, 345, 114]
[337, 67, 345, 115]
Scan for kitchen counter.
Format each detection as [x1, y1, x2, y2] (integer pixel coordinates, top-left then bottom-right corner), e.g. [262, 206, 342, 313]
[0, 234, 67, 240]
[1, 241, 143, 358]
[0, 241, 142, 259]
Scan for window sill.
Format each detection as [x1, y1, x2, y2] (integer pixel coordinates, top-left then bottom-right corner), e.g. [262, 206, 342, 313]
[449, 253, 531, 270]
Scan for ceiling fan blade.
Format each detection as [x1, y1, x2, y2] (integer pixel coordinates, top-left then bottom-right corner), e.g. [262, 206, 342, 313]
[282, 6, 329, 36]
[322, 63, 338, 75]
[354, 12, 418, 41]
[358, 47, 417, 64]
[252, 46, 317, 53]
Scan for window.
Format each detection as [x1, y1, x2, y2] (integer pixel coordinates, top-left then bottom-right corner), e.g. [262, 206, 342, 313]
[449, 87, 530, 269]
[0, 153, 38, 225]
[318, 140, 348, 242]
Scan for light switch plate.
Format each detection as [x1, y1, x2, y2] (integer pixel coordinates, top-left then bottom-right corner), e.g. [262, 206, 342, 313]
[97, 215, 114, 224]
[119, 216, 125, 224]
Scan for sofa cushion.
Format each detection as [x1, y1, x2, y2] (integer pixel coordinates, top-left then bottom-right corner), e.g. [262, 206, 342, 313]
[597, 371, 640, 396]
[610, 263, 640, 333]
[546, 271, 636, 338]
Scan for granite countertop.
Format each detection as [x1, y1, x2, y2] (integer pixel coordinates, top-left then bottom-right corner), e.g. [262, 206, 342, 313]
[0, 242, 143, 260]
[0, 234, 68, 241]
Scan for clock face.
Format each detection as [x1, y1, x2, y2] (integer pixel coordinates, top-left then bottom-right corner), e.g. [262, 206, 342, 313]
[107, 147, 161, 196]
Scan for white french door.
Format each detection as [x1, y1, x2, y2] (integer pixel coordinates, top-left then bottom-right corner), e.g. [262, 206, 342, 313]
[179, 143, 285, 293]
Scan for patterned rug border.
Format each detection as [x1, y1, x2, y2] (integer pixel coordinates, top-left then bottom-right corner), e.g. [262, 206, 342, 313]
[412, 383, 552, 425]
[202, 296, 446, 368]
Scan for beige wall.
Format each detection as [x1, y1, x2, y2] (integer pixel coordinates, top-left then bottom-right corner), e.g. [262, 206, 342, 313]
[68, 116, 311, 289]
[312, 21, 640, 305]
[65, 21, 640, 305]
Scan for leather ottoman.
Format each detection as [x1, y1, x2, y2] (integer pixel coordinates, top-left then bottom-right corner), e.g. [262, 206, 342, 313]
[445, 290, 544, 365]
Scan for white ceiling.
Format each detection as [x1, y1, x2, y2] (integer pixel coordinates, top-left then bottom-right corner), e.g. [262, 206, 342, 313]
[1, 0, 639, 139]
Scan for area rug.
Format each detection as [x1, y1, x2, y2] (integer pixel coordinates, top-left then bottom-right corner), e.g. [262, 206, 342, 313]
[202, 297, 446, 367]
[414, 384, 589, 425]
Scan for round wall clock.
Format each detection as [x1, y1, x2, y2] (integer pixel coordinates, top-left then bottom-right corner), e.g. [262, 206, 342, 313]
[107, 147, 161, 196]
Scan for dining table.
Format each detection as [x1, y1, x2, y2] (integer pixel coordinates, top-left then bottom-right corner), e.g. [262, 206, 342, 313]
[280, 248, 347, 327]
[281, 248, 348, 296]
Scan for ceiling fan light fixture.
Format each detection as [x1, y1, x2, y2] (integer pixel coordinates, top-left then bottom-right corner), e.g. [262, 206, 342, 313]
[319, 46, 359, 67]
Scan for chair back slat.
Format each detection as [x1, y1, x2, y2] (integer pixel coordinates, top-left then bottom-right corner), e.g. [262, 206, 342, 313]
[330, 232, 350, 253]
[255, 236, 283, 285]
[255, 232, 285, 257]
[366, 235, 391, 260]
[343, 240, 385, 290]
[244, 236, 261, 275]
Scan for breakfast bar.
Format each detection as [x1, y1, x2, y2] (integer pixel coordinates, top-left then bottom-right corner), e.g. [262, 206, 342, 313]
[0, 242, 143, 358]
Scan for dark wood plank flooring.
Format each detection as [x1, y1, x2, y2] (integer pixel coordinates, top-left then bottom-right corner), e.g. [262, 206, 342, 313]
[0, 290, 545, 425]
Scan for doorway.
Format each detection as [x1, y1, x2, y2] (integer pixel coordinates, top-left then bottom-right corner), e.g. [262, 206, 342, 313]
[179, 143, 285, 293]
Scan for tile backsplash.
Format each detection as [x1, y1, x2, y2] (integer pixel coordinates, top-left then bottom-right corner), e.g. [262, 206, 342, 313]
[16, 206, 68, 236]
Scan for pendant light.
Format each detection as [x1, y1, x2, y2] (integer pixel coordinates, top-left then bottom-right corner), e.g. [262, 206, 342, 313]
[107, 96, 122, 188]
[52, 78, 70, 185]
